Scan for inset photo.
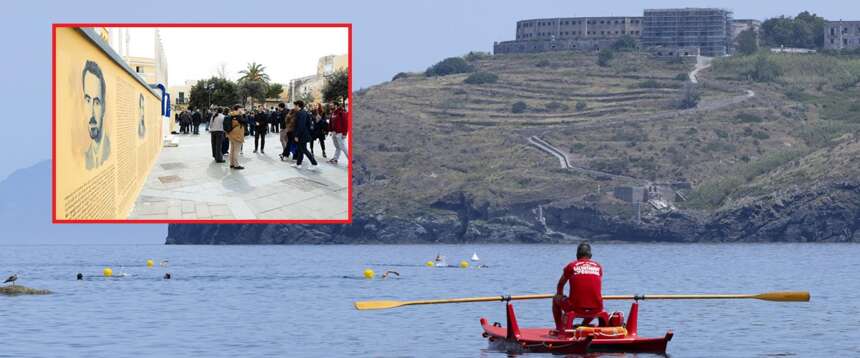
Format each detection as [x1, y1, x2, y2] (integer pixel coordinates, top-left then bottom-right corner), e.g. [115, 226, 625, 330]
[53, 24, 351, 223]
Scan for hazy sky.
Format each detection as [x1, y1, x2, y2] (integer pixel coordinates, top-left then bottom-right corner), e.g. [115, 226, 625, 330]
[118, 27, 347, 86]
[5, 0, 860, 180]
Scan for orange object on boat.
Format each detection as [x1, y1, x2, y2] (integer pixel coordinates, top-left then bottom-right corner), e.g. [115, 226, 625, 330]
[571, 326, 628, 339]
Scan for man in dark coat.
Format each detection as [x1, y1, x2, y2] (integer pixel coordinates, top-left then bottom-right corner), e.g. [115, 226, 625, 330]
[253, 108, 268, 153]
[191, 109, 201, 135]
[292, 101, 318, 170]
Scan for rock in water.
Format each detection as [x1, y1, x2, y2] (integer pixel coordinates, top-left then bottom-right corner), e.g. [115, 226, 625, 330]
[0, 285, 52, 295]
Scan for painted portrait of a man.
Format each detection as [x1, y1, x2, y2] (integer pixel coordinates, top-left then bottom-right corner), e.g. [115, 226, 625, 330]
[138, 93, 146, 138]
[82, 60, 111, 169]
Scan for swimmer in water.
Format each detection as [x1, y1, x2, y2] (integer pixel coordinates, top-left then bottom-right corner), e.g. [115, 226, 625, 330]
[163, 273, 172, 280]
[381, 271, 400, 279]
[76, 273, 83, 280]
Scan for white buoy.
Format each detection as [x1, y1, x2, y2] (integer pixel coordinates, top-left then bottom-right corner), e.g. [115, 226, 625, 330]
[471, 252, 480, 261]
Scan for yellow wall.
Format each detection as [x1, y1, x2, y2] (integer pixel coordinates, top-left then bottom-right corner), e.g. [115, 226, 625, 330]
[55, 27, 162, 220]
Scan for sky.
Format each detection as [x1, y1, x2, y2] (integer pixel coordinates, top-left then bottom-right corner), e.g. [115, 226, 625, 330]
[118, 27, 347, 86]
[2, 0, 859, 243]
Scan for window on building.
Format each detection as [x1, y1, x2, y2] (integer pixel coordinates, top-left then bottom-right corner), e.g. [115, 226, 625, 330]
[136, 66, 142, 73]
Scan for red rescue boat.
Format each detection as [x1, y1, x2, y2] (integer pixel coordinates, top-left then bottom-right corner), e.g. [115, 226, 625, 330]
[480, 301, 673, 354]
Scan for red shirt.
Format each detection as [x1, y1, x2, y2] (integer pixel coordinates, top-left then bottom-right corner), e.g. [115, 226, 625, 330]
[330, 108, 348, 135]
[561, 259, 603, 311]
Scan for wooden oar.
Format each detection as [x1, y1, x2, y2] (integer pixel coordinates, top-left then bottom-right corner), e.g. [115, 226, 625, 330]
[354, 291, 810, 310]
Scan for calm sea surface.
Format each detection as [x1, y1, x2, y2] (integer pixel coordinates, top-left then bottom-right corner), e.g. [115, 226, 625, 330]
[0, 244, 858, 357]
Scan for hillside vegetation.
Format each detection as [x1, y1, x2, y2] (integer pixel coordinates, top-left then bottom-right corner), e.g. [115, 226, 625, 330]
[168, 50, 860, 244]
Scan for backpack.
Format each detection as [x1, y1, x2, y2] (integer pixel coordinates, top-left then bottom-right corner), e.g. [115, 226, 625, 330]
[223, 115, 233, 133]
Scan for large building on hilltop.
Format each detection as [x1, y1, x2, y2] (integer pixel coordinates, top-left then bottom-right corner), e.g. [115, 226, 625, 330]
[495, 16, 642, 53]
[641, 8, 733, 57]
[494, 8, 735, 57]
[824, 20, 860, 50]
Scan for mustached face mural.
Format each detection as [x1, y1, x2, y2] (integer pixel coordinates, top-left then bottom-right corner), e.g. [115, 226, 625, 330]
[138, 93, 146, 138]
[82, 60, 111, 170]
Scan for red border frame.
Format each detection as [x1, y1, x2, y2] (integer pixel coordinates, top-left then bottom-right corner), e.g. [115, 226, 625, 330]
[52, 23, 353, 225]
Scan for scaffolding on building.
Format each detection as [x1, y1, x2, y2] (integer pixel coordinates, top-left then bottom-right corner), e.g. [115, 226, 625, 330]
[641, 8, 733, 57]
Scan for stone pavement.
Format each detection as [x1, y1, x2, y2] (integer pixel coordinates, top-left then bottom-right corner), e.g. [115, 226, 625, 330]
[129, 129, 349, 220]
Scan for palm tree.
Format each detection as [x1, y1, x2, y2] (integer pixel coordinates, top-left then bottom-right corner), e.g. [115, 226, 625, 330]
[238, 62, 270, 83]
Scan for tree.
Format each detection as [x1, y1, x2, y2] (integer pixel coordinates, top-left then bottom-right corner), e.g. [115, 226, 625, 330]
[611, 35, 638, 51]
[188, 77, 239, 110]
[597, 49, 614, 67]
[761, 11, 825, 49]
[750, 54, 781, 82]
[238, 80, 267, 108]
[266, 83, 284, 99]
[322, 68, 349, 105]
[675, 83, 701, 109]
[736, 28, 759, 55]
[238, 62, 270, 83]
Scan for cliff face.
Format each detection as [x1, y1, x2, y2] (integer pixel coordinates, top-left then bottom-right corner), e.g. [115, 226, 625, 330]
[167, 52, 860, 244]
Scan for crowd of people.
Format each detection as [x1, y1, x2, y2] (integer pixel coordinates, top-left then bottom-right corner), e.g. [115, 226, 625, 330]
[175, 101, 348, 171]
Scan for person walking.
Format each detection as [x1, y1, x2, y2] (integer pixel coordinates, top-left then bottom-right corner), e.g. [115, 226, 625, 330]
[276, 103, 289, 158]
[310, 103, 328, 158]
[270, 106, 281, 133]
[226, 105, 246, 170]
[254, 108, 268, 154]
[292, 101, 318, 170]
[328, 102, 348, 164]
[280, 107, 297, 161]
[180, 109, 192, 134]
[209, 107, 226, 163]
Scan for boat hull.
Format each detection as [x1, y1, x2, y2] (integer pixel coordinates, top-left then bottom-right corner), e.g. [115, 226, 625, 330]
[480, 302, 672, 354]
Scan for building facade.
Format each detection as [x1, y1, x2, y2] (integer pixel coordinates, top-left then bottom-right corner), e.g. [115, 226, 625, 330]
[495, 16, 642, 54]
[288, 54, 348, 104]
[641, 8, 733, 57]
[824, 21, 860, 50]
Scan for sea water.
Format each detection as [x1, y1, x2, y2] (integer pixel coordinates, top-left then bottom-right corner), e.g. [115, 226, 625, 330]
[0, 243, 858, 357]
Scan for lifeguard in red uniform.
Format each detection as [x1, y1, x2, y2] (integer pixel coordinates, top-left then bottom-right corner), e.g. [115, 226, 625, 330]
[552, 242, 607, 332]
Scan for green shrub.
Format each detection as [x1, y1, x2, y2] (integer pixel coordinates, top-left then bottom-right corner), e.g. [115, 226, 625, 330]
[749, 54, 782, 82]
[464, 51, 490, 62]
[545, 101, 569, 112]
[536, 59, 552, 68]
[425, 57, 474, 77]
[597, 49, 614, 67]
[511, 101, 527, 113]
[713, 128, 730, 139]
[752, 130, 770, 140]
[463, 72, 498, 84]
[674, 73, 689, 81]
[575, 101, 587, 111]
[675, 83, 701, 109]
[637, 79, 660, 88]
[392, 72, 409, 81]
[611, 35, 638, 51]
[734, 113, 764, 123]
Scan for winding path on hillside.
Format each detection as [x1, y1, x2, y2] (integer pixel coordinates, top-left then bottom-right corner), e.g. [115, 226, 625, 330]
[529, 55, 756, 177]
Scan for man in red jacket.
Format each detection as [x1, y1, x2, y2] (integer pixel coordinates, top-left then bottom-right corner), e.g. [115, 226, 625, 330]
[552, 242, 604, 332]
[328, 103, 349, 164]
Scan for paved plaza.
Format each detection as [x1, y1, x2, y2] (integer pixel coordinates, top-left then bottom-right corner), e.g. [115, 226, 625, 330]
[129, 130, 349, 220]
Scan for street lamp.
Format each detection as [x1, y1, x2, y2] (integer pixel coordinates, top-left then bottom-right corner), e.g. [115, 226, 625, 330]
[206, 82, 215, 109]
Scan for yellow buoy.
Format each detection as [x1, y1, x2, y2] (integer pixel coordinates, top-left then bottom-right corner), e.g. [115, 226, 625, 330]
[146, 259, 154, 268]
[363, 269, 375, 279]
[425, 261, 434, 267]
[459, 260, 469, 268]
[103, 267, 113, 277]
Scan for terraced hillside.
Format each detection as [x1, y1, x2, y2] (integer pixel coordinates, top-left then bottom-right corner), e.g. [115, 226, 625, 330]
[168, 51, 860, 244]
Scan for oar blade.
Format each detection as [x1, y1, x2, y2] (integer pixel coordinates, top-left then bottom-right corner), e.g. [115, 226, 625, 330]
[754, 291, 810, 302]
[354, 300, 405, 310]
